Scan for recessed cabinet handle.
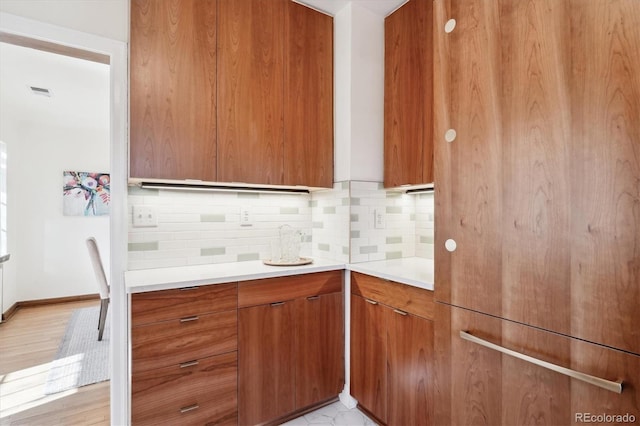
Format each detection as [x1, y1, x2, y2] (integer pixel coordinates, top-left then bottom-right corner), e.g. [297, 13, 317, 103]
[459, 331, 623, 394]
[179, 404, 199, 414]
[179, 286, 199, 291]
[365, 299, 378, 305]
[393, 309, 408, 316]
[179, 316, 199, 323]
[179, 360, 199, 368]
[271, 302, 285, 307]
[307, 295, 320, 301]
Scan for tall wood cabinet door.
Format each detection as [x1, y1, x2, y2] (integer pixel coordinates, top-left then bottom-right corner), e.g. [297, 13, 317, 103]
[217, 0, 285, 185]
[350, 295, 387, 423]
[433, 0, 503, 314]
[569, 0, 640, 355]
[284, 2, 333, 188]
[294, 292, 344, 409]
[384, 0, 433, 188]
[238, 301, 295, 425]
[130, 0, 217, 181]
[386, 309, 434, 426]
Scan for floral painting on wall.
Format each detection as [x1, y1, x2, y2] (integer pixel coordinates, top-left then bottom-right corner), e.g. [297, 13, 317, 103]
[63, 171, 110, 216]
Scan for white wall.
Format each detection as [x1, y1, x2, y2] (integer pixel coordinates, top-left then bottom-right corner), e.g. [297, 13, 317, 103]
[2, 121, 110, 303]
[0, 0, 128, 42]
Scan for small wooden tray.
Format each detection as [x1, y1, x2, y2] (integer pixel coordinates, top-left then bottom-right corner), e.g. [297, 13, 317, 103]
[262, 257, 313, 267]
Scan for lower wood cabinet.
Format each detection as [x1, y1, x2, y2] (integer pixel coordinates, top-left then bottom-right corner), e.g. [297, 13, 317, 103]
[350, 272, 434, 426]
[238, 271, 344, 425]
[131, 283, 238, 426]
[435, 303, 640, 425]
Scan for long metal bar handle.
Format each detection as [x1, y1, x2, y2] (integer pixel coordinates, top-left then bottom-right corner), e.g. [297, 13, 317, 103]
[179, 404, 199, 414]
[459, 331, 623, 394]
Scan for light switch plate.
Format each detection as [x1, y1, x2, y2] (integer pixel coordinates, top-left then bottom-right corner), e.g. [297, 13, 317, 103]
[133, 205, 157, 227]
[374, 209, 386, 229]
[240, 206, 252, 227]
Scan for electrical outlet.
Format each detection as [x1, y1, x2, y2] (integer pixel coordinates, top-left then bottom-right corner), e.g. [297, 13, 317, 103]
[133, 205, 157, 227]
[240, 206, 252, 227]
[374, 209, 386, 229]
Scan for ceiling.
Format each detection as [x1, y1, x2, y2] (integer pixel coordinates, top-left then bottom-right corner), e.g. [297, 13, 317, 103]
[297, 0, 407, 16]
[0, 42, 109, 131]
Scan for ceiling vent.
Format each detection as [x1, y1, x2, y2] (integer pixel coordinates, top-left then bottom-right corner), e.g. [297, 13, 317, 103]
[29, 86, 51, 97]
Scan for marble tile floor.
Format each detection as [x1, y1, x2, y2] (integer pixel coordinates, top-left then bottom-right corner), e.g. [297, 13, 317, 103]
[281, 401, 377, 426]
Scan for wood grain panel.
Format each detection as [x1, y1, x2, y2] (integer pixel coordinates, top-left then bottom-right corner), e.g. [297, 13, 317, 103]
[350, 295, 387, 423]
[238, 271, 342, 308]
[132, 352, 237, 426]
[384, 0, 432, 187]
[130, 0, 217, 180]
[433, 0, 453, 304]
[131, 310, 237, 373]
[131, 282, 237, 326]
[294, 293, 344, 409]
[387, 309, 434, 426]
[217, 0, 285, 185]
[238, 302, 295, 425]
[570, 0, 640, 355]
[284, 2, 333, 188]
[449, 305, 502, 425]
[447, 0, 503, 315]
[500, 0, 572, 334]
[351, 272, 434, 320]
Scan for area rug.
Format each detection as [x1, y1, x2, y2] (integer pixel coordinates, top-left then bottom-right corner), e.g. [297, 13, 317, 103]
[44, 306, 110, 394]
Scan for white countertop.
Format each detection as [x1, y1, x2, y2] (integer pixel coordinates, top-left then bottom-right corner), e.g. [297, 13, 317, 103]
[126, 256, 434, 293]
[125, 257, 346, 293]
[348, 257, 434, 291]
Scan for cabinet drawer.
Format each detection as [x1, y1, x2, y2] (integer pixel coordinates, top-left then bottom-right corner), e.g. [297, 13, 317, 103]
[351, 272, 434, 320]
[132, 352, 238, 426]
[131, 282, 237, 326]
[132, 310, 237, 373]
[238, 271, 342, 308]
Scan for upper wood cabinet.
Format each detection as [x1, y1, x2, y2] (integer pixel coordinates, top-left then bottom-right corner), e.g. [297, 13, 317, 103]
[434, 0, 640, 355]
[217, 0, 285, 185]
[384, 0, 433, 188]
[284, 1, 334, 188]
[130, 0, 334, 187]
[130, 0, 217, 181]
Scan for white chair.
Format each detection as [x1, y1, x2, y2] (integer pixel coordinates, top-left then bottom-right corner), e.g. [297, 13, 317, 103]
[86, 237, 109, 341]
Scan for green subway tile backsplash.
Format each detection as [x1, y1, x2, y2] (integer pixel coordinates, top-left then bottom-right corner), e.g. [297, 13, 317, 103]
[323, 206, 336, 214]
[201, 214, 226, 222]
[237, 253, 260, 261]
[386, 251, 403, 260]
[386, 236, 402, 244]
[128, 242, 158, 251]
[201, 247, 226, 256]
[386, 206, 402, 214]
[280, 207, 299, 214]
[420, 235, 434, 244]
[318, 243, 330, 251]
[360, 245, 378, 254]
[237, 192, 260, 199]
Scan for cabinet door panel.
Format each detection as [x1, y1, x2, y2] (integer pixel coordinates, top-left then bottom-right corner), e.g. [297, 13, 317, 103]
[387, 309, 434, 426]
[217, 0, 285, 185]
[350, 295, 387, 423]
[295, 292, 344, 409]
[284, 2, 333, 188]
[130, 0, 217, 181]
[238, 301, 295, 425]
[384, 0, 433, 187]
[569, 0, 640, 354]
[434, 0, 503, 315]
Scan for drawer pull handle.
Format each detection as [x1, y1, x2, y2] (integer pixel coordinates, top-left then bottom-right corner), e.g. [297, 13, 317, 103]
[307, 296, 320, 301]
[271, 302, 285, 307]
[365, 299, 378, 305]
[460, 331, 623, 394]
[180, 404, 199, 414]
[179, 360, 199, 368]
[179, 316, 199, 323]
[179, 286, 199, 291]
[393, 309, 408, 316]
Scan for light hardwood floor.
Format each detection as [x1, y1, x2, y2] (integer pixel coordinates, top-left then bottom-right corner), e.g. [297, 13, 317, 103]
[0, 300, 110, 425]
